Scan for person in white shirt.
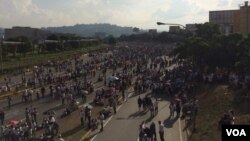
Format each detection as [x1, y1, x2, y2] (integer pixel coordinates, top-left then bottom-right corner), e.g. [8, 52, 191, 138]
[50, 115, 56, 123]
[158, 121, 165, 141]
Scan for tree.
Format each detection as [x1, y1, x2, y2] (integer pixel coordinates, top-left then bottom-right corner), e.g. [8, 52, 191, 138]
[173, 37, 209, 68]
[47, 34, 59, 40]
[1, 44, 8, 59]
[195, 22, 220, 40]
[105, 35, 116, 45]
[17, 36, 33, 56]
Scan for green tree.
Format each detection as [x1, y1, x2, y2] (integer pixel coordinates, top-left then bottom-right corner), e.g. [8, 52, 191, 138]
[195, 22, 220, 40]
[105, 35, 116, 45]
[17, 36, 33, 56]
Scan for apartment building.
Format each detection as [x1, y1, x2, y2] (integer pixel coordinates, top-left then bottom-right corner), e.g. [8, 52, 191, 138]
[209, 1, 250, 34]
[4, 27, 50, 41]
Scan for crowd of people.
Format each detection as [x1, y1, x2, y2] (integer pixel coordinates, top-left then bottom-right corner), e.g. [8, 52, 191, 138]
[0, 41, 247, 141]
[0, 41, 198, 141]
[0, 42, 176, 140]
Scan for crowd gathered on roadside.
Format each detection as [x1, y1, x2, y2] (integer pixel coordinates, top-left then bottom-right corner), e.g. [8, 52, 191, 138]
[0, 41, 249, 141]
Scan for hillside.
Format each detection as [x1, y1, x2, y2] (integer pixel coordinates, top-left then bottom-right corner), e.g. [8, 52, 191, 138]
[46, 23, 135, 37]
[188, 84, 250, 141]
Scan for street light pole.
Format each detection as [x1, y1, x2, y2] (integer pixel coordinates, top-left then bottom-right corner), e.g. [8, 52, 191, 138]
[156, 22, 186, 29]
[0, 35, 3, 73]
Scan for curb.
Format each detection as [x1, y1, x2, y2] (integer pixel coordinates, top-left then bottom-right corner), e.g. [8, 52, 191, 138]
[79, 130, 92, 141]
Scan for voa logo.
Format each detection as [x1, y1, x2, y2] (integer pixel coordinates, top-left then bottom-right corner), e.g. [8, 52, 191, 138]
[226, 129, 247, 136]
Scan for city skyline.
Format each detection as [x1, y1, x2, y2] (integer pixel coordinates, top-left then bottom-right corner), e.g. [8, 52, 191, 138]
[0, 0, 247, 30]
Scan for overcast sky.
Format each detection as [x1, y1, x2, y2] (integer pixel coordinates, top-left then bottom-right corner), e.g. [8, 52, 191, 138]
[0, 0, 247, 30]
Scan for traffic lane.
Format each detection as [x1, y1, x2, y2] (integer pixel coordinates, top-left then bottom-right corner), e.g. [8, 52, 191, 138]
[92, 94, 186, 141]
[4, 84, 97, 121]
[2, 64, 154, 122]
[3, 54, 134, 123]
[147, 99, 182, 141]
[2, 68, 117, 122]
[0, 64, 105, 107]
[0, 52, 112, 103]
[92, 92, 149, 141]
[4, 92, 97, 124]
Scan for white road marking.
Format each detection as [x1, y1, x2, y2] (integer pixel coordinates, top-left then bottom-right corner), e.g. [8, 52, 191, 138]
[103, 113, 115, 127]
[128, 92, 133, 98]
[90, 135, 97, 141]
[178, 118, 183, 141]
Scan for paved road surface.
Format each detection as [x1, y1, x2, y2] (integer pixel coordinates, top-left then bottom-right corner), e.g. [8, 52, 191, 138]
[0, 52, 114, 122]
[87, 91, 187, 141]
[0, 48, 182, 141]
[1, 68, 113, 121]
[86, 63, 187, 141]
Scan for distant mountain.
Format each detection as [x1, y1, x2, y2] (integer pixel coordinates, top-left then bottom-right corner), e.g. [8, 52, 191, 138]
[46, 23, 136, 37]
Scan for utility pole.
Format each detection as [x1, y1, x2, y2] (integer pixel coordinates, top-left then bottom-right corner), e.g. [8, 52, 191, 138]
[0, 35, 3, 73]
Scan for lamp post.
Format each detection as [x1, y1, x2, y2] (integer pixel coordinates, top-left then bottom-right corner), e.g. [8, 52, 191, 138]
[156, 22, 186, 29]
[0, 35, 3, 73]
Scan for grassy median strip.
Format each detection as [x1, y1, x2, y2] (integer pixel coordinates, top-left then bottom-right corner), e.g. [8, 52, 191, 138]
[0, 44, 107, 99]
[0, 45, 105, 75]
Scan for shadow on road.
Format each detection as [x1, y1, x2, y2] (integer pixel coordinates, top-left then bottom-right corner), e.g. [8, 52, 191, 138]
[116, 117, 127, 120]
[43, 104, 65, 114]
[145, 115, 154, 123]
[62, 125, 85, 138]
[129, 91, 151, 98]
[128, 111, 146, 119]
[163, 116, 179, 128]
[116, 111, 147, 120]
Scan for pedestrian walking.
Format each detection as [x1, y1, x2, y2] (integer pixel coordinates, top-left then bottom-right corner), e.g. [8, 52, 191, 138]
[85, 107, 92, 128]
[99, 113, 104, 132]
[36, 91, 40, 100]
[150, 122, 156, 141]
[82, 93, 86, 103]
[32, 108, 37, 122]
[154, 100, 158, 115]
[138, 96, 143, 111]
[41, 86, 45, 98]
[0, 110, 5, 125]
[112, 100, 117, 114]
[176, 102, 181, 117]
[7, 96, 11, 109]
[80, 109, 84, 126]
[150, 105, 154, 117]
[169, 101, 175, 118]
[62, 93, 65, 105]
[158, 121, 165, 141]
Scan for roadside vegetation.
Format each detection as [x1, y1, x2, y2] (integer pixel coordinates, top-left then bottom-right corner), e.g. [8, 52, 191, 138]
[187, 84, 250, 141]
[170, 23, 250, 141]
[0, 33, 106, 75]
